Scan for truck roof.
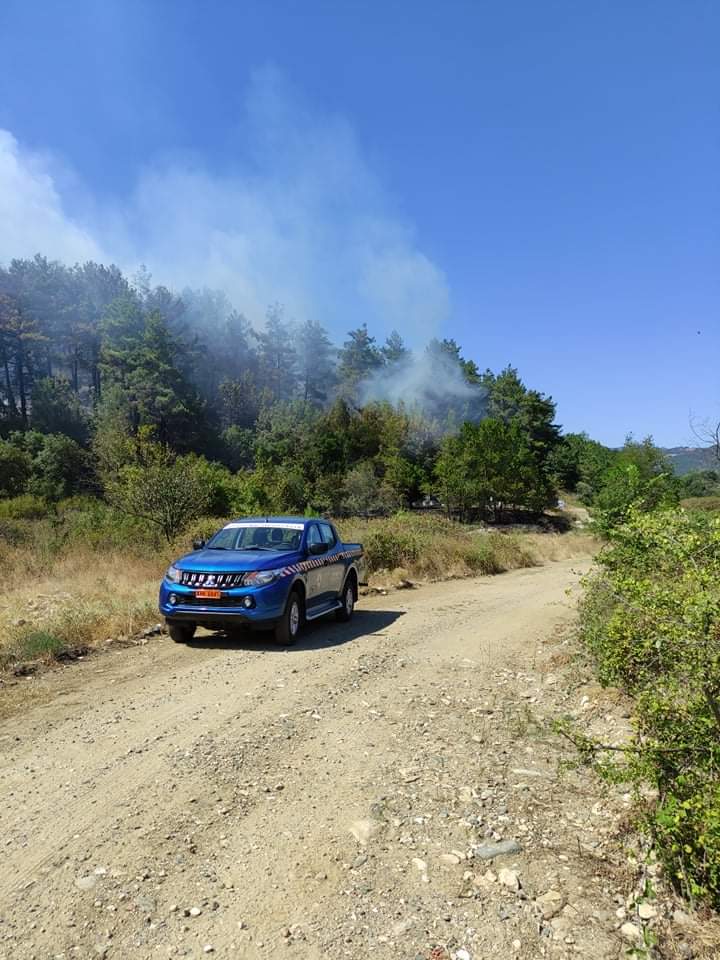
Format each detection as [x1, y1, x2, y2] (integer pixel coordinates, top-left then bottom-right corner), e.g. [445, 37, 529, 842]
[230, 516, 321, 525]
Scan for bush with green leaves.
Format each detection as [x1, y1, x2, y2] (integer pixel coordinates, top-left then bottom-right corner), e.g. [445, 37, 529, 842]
[579, 507, 720, 906]
[104, 435, 211, 542]
[592, 462, 678, 536]
[0, 439, 32, 496]
[3, 430, 91, 501]
[0, 494, 48, 520]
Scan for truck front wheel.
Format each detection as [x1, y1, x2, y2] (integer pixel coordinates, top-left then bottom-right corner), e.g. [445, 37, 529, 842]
[168, 622, 196, 644]
[275, 590, 302, 646]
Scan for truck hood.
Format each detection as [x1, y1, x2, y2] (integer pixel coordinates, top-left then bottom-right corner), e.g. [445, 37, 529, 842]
[173, 548, 304, 573]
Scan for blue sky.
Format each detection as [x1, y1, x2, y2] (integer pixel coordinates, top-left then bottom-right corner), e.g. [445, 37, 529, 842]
[0, 0, 718, 446]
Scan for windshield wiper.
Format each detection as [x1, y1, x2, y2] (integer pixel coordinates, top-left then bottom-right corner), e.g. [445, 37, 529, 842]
[206, 545, 230, 550]
[241, 545, 275, 551]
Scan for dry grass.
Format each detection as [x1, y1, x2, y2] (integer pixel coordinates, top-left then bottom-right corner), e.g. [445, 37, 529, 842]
[338, 512, 598, 585]
[0, 546, 162, 670]
[680, 496, 720, 513]
[0, 509, 598, 672]
[522, 530, 599, 562]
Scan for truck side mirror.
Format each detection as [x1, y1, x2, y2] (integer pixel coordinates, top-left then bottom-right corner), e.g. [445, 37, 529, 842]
[308, 541, 329, 556]
[192, 538, 206, 551]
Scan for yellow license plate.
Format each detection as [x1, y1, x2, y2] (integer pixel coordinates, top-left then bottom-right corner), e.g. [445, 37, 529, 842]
[195, 589, 222, 600]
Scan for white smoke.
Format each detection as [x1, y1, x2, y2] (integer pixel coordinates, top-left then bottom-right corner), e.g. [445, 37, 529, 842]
[0, 130, 104, 265]
[0, 67, 450, 342]
[359, 349, 486, 422]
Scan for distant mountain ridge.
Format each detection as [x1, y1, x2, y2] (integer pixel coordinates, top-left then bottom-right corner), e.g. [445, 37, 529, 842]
[662, 446, 717, 475]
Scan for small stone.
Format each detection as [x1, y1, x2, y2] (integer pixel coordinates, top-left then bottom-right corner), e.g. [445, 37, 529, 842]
[454, 950, 471, 960]
[536, 890, 564, 920]
[351, 854, 368, 869]
[189, 907, 202, 917]
[203, 946, 214, 954]
[620, 922, 642, 943]
[439, 853, 461, 866]
[471, 839, 522, 860]
[349, 819, 378, 845]
[75, 876, 97, 891]
[499, 868, 520, 892]
[638, 902, 657, 920]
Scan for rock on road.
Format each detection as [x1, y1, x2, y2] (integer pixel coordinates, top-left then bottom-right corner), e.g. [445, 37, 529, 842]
[1, 558, 633, 960]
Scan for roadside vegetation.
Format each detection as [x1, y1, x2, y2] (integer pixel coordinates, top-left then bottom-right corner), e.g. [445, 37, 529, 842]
[569, 439, 720, 910]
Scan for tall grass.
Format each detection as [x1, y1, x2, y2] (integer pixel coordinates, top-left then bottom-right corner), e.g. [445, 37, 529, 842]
[338, 512, 595, 581]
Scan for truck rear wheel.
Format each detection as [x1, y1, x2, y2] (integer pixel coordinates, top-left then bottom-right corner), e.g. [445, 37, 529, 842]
[336, 577, 355, 622]
[168, 622, 196, 644]
[275, 590, 302, 646]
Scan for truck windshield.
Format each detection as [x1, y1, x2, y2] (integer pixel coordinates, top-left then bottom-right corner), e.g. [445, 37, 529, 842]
[206, 524, 304, 552]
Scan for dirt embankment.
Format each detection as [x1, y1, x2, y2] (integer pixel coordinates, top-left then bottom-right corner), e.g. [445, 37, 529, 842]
[0, 560, 711, 959]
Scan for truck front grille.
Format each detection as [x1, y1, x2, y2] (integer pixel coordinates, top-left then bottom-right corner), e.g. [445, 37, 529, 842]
[179, 571, 245, 588]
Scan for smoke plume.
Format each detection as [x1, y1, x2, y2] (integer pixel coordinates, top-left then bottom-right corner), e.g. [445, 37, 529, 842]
[359, 349, 486, 423]
[0, 68, 449, 345]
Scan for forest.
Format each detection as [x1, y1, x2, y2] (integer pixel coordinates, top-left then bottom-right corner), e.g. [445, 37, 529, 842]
[0, 254, 561, 528]
[0, 254, 712, 539]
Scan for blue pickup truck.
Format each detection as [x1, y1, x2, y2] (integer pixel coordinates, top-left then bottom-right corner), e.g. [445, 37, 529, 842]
[159, 516, 365, 645]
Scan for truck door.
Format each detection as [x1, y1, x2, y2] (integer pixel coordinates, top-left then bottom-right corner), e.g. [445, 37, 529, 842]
[304, 523, 326, 611]
[320, 522, 345, 599]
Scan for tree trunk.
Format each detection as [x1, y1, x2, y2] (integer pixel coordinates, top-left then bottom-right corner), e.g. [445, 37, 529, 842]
[16, 343, 28, 427]
[1, 344, 18, 416]
[71, 349, 79, 393]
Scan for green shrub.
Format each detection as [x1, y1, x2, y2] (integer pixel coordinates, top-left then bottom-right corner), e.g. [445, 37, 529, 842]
[0, 439, 32, 496]
[363, 526, 420, 570]
[592, 463, 678, 536]
[578, 507, 720, 907]
[0, 495, 48, 520]
[17, 630, 67, 661]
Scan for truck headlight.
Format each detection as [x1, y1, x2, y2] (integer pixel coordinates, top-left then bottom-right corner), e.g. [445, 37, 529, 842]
[243, 570, 279, 587]
[166, 564, 181, 583]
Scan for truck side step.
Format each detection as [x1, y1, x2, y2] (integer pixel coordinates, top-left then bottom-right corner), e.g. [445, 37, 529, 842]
[305, 601, 342, 621]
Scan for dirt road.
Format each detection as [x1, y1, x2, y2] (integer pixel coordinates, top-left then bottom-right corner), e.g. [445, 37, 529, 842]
[1, 558, 639, 960]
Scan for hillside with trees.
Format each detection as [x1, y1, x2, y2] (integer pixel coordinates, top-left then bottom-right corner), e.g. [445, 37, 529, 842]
[0, 254, 570, 532]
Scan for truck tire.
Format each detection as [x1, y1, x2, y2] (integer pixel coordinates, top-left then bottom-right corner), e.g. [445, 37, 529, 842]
[336, 576, 355, 622]
[275, 589, 302, 646]
[168, 622, 196, 644]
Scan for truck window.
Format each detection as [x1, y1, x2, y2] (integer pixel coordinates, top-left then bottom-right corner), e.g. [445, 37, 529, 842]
[306, 524, 323, 547]
[319, 522, 336, 546]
